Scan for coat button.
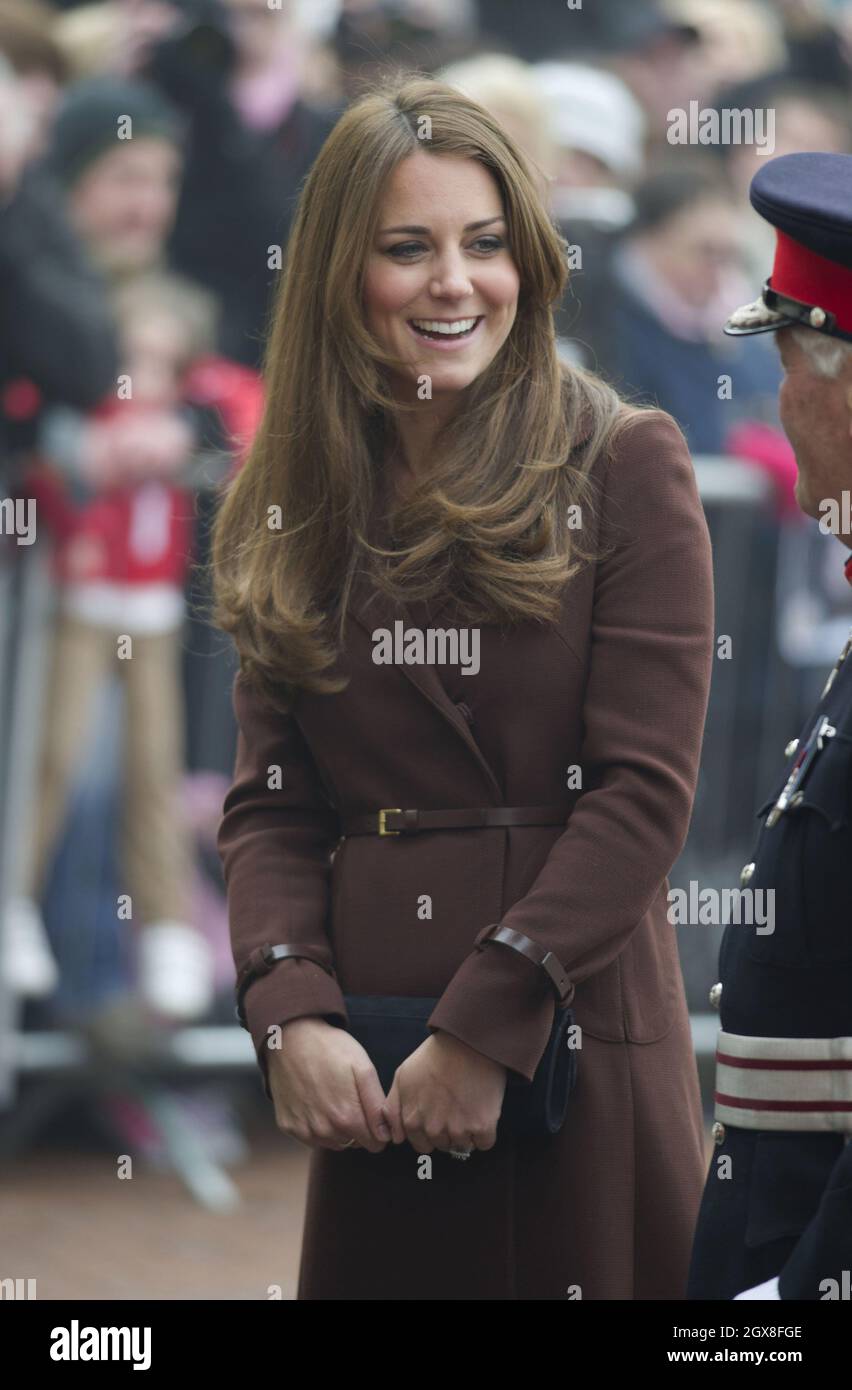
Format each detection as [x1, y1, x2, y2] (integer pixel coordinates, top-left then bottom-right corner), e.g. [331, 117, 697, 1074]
[740, 861, 755, 887]
[712, 1121, 726, 1146]
[785, 738, 799, 758]
[709, 982, 723, 1010]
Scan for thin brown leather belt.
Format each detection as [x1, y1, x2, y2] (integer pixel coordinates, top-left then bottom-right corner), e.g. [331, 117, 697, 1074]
[340, 804, 573, 837]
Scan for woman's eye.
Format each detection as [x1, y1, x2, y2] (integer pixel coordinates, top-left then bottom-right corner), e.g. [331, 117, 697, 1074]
[384, 236, 506, 259]
[386, 242, 426, 259]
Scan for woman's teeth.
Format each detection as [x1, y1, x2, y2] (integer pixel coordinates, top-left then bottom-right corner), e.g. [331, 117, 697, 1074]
[410, 317, 480, 339]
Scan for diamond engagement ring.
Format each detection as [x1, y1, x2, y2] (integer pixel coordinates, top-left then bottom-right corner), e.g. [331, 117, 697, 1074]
[449, 1147, 473, 1161]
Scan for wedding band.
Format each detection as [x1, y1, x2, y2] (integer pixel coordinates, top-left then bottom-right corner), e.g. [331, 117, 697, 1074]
[340, 1138, 357, 1149]
[448, 1147, 473, 1161]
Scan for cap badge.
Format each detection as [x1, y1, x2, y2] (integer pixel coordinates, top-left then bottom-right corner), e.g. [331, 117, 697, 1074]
[727, 296, 786, 329]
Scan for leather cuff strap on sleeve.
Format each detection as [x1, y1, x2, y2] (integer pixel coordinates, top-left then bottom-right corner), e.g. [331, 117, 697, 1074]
[473, 923, 574, 1004]
[235, 942, 336, 1029]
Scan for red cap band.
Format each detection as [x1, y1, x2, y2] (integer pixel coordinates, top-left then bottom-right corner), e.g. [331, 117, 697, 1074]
[772, 229, 852, 334]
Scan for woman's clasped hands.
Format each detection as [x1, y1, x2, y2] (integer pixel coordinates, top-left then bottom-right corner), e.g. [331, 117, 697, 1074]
[268, 1017, 507, 1157]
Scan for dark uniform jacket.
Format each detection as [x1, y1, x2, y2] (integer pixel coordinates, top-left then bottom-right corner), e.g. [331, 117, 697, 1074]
[689, 581, 852, 1301]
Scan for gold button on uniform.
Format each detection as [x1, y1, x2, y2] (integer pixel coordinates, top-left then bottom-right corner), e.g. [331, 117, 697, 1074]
[709, 982, 723, 1010]
[712, 1121, 726, 1146]
[740, 861, 755, 887]
[785, 738, 798, 758]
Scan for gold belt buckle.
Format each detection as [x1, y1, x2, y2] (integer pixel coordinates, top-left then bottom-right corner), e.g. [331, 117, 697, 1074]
[378, 808, 402, 836]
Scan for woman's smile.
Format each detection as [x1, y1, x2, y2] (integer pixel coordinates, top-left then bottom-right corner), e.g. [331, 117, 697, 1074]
[407, 314, 485, 348]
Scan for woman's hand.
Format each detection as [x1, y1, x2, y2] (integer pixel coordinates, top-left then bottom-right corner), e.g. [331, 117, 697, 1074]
[268, 1017, 392, 1154]
[385, 1031, 507, 1155]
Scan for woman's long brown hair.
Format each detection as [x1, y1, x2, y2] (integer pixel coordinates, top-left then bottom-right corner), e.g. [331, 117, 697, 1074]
[210, 73, 643, 713]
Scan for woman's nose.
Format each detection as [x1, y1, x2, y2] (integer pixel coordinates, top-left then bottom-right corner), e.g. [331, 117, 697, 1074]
[429, 254, 474, 300]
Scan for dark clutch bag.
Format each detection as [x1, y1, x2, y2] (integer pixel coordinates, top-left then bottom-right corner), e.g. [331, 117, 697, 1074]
[343, 994, 578, 1140]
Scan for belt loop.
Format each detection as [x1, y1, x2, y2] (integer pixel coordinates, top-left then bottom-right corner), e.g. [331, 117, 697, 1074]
[378, 808, 420, 834]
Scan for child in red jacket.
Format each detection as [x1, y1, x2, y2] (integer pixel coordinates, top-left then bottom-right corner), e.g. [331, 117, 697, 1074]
[10, 270, 262, 1019]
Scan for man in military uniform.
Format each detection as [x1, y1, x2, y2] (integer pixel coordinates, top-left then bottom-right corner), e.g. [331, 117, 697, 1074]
[688, 152, 852, 1301]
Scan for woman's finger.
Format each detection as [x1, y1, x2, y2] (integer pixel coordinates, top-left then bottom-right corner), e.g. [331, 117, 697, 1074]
[405, 1128, 434, 1155]
[352, 1062, 393, 1150]
[446, 1131, 477, 1156]
[384, 1078, 407, 1145]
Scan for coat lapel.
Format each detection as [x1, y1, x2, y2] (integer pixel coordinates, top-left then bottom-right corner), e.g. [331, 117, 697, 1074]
[347, 564, 503, 802]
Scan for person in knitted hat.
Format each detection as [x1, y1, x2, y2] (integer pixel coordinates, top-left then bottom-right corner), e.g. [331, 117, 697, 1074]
[46, 74, 183, 276]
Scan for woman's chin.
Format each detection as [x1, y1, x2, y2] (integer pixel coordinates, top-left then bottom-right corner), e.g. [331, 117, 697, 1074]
[404, 360, 485, 394]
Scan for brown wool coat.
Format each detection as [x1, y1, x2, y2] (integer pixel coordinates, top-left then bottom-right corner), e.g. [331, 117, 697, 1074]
[217, 409, 715, 1300]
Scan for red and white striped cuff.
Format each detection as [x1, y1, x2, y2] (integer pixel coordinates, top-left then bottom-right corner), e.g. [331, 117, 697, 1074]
[715, 1030, 852, 1132]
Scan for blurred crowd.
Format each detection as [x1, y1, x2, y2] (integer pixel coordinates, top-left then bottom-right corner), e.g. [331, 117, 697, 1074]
[2, 0, 852, 1117]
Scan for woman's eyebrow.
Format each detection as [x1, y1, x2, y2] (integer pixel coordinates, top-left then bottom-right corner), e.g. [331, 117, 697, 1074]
[377, 215, 507, 235]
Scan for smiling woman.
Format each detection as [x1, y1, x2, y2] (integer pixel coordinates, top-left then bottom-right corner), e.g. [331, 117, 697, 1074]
[364, 150, 521, 492]
[367, 164, 517, 362]
[211, 74, 715, 1301]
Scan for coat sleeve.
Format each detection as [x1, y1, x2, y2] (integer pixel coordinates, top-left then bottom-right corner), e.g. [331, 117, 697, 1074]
[217, 671, 348, 1098]
[777, 1139, 852, 1299]
[427, 411, 715, 1080]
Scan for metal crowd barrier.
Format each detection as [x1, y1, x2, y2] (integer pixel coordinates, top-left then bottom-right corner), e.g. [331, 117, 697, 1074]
[0, 522, 54, 1109]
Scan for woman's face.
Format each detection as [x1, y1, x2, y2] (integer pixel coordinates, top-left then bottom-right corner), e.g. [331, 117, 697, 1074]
[363, 151, 520, 396]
